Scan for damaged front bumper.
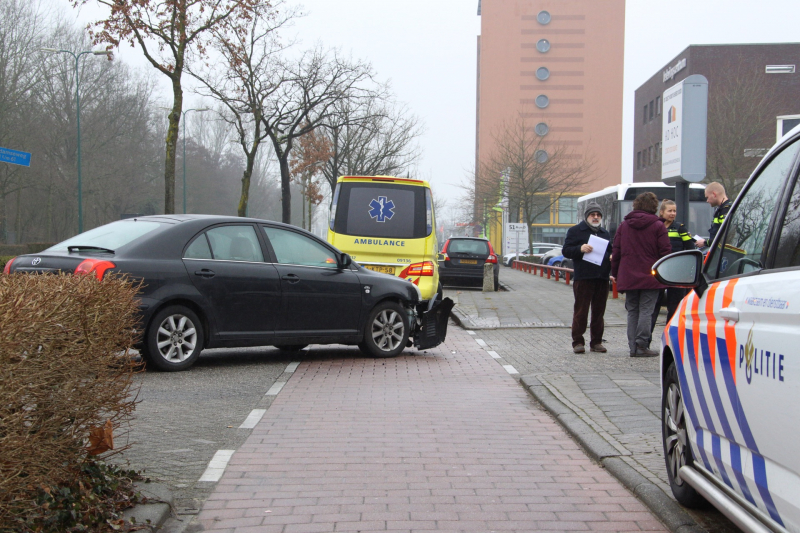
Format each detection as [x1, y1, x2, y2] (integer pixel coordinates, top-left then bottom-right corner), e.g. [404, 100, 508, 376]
[411, 296, 455, 350]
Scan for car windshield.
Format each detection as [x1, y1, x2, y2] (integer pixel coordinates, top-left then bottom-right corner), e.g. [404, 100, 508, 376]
[448, 240, 489, 255]
[48, 220, 162, 252]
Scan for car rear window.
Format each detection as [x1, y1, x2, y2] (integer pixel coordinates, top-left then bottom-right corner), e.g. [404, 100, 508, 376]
[332, 182, 428, 239]
[448, 240, 489, 255]
[48, 220, 162, 252]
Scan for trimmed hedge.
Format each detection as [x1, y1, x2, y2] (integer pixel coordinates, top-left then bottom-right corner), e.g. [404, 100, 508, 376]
[0, 273, 143, 531]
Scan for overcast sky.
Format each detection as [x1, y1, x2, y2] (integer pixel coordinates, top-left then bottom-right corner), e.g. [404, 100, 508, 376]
[70, 0, 800, 215]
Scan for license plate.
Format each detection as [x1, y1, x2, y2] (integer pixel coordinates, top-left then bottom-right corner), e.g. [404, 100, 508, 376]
[364, 265, 395, 275]
[460, 259, 478, 264]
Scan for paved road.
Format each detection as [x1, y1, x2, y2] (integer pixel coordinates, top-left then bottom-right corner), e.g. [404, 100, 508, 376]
[194, 327, 666, 532]
[447, 266, 737, 533]
[109, 348, 299, 521]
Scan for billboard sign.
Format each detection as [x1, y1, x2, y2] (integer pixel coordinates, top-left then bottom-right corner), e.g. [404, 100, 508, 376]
[505, 223, 529, 255]
[661, 74, 708, 184]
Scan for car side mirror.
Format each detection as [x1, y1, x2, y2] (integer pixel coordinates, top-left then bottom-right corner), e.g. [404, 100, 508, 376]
[339, 253, 352, 269]
[652, 250, 703, 287]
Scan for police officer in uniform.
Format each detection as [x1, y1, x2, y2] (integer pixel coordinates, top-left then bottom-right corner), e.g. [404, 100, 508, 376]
[695, 182, 732, 248]
[649, 200, 696, 340]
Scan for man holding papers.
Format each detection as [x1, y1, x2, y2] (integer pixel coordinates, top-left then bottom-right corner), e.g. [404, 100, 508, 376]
[562, 202, 613, 354]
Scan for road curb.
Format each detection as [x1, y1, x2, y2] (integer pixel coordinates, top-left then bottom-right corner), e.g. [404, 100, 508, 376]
[122, 482, 173, 532]
[519, 374, 705, 533]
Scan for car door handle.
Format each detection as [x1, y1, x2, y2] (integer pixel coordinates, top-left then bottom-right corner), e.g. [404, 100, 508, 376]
[281, 274, 300, 283]
[719, 307, 739, 322]
[194, 269, 215, 278]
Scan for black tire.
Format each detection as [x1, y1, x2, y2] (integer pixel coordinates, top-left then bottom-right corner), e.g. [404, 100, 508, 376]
[141, 305, 204, 372]
[493, 271, 499, 291]
[436, 282, 444, 302]
[662, 362, 706, 507]
[359, 301, 409, 358]
[553, 261, 562, 268]
[275, 344, 308, 352]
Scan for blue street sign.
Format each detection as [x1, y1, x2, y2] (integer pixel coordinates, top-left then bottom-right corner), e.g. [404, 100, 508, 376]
[0, 146, 31, 167]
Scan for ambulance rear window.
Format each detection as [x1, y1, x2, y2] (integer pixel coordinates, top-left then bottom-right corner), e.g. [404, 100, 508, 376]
[333, 182, 429, 239]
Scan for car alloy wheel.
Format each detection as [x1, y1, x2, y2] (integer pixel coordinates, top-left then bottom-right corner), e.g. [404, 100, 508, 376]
[360, 301, 409, 358]
[662, 362, 704, 506]
[143, 305, 204, 371]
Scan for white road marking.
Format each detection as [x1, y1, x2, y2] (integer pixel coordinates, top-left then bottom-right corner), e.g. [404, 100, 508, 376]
[198, 450, 235, 482]
[487, 350, 501, 359]
[475, 339, 488, 347]
[266, 381, 285, 396]
[239, 409, 267, 429]
[503, 365, 519, 375]
[285, 362, 300, 373]
[467, 331, 476, 335]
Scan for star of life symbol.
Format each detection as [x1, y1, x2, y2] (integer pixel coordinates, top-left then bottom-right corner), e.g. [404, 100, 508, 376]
[368, 196, 395, 223]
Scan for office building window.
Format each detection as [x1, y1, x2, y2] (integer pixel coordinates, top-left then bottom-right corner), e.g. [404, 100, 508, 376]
[648, 146, 653, 165]
[649, 101, 654, 121]
[536, 66, 550, 80]
[535, 94, 549, 108]
[637, 151, 642, 170]
[537, 10, 551, 24]
[656, 96, 662, 116]
[643, 105, 648, 125]
[537, 39, 551, 53]
[535, 122, 549, 136]
[558, 197, 577, 224]
[655, 142, 661, 162]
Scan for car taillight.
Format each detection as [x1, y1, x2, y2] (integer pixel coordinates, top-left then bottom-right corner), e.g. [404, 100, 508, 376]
[486, 254, 497, 264]
[3, 257, 16, 274]
[74, 258, 116, 280]
[399, 261, 435, 277]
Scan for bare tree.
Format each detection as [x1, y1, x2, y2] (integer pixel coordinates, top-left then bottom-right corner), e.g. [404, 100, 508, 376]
[481, 113, 598, 246]
[260, 47, 375, 224]
[71, 0, 276, 214]
[0, 0, 48, 240]
[318, 95, 423, 195]
[706, 60, 780, 197]
[190, 2, 295, 216]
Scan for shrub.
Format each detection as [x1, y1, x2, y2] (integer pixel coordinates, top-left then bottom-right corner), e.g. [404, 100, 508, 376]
[0, 273, 142, 531]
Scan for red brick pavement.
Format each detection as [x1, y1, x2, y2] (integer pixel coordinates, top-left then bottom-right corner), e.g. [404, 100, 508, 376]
[196, 328, 667, 532]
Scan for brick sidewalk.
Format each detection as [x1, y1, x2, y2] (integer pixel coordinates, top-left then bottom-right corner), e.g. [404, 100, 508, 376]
[195, 327, 666, 532]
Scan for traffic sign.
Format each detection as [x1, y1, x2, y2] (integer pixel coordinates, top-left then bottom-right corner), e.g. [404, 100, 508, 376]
[0, 146, 31, 167]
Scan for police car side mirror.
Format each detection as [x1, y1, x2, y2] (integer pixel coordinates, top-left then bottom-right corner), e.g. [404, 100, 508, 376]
[339, 253, 352, 269]
[652, 250, 703, 287]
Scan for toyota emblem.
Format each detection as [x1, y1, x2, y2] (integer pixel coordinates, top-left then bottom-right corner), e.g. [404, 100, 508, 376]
[31, 257, 41, 266]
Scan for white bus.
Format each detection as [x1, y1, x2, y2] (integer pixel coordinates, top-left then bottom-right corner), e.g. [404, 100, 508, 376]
[577, 182, 713, 240]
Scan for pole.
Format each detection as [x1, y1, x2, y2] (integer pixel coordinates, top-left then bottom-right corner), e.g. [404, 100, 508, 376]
[41, 48, 111, 234]
[675, 181, 690, 228]
[182, 114, 187, 214]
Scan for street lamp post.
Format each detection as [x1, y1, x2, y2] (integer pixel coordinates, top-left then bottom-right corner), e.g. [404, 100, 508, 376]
[162, 107, 210, 214]
[41, 48, 112, 234]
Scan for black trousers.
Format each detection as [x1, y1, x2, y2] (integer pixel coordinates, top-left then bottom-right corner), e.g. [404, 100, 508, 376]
[571, 279, 609, 348]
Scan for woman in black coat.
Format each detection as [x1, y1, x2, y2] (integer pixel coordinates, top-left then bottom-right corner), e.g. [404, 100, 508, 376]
[650, 200, 696, 339]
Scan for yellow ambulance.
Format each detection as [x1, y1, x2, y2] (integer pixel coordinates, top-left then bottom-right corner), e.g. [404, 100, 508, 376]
[327, 176, 441, 303]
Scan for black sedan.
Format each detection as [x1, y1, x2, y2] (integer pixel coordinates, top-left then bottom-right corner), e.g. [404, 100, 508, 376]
[4, 215, 453, 371]
[437, 237, 499, 291]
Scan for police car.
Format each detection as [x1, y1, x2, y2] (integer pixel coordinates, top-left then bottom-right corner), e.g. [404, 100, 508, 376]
[653, 125, 800, 533]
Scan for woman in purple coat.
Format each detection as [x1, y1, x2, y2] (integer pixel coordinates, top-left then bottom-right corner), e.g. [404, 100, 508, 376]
[610, 192, 672, 357]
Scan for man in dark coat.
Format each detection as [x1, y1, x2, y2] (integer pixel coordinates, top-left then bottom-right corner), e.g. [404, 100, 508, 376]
[562, 202, 612, 354]
[610, 192, 672, 357]
[695, 182, 732, 248]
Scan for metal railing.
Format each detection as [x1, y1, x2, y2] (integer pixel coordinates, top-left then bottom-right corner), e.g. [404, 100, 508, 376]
[511, 260, 618, 299]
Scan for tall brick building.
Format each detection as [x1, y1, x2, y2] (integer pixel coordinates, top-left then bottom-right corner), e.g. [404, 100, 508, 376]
[633, 43, 800, 186]
[476, 0, 625, 246]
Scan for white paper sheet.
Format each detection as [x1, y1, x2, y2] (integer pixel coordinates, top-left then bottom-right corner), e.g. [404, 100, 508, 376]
[583, 235, 609, 266]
